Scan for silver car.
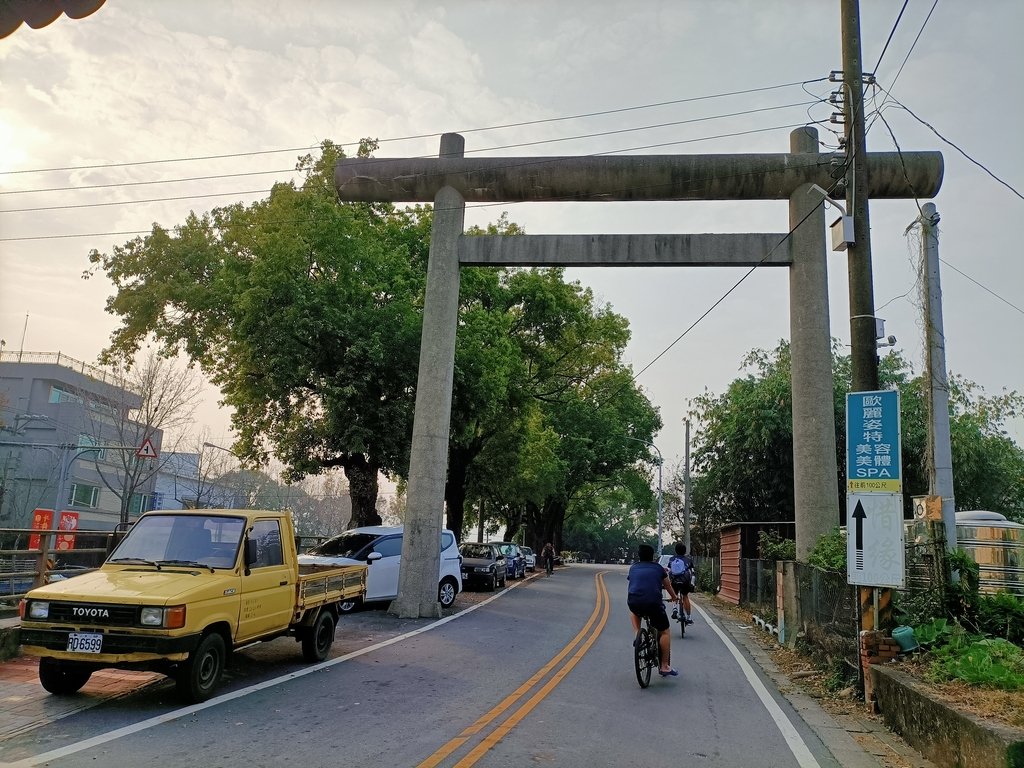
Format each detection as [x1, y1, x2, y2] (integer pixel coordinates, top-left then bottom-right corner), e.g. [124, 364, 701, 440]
[521, 546, 537, 572]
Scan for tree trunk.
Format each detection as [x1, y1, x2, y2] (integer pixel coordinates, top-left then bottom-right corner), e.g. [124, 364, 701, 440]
[444, 453, 469, 543]
[344, 455, 382, 528]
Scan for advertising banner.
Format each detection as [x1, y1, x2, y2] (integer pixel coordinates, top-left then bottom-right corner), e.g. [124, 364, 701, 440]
[55, 510, 80, 550]
[28, 508, 54, 550]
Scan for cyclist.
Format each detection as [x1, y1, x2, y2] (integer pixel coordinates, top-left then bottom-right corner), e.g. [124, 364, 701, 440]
[541, 542, 555, 576]
[668, 542, 696, 626]
[627, 543, 680, 677]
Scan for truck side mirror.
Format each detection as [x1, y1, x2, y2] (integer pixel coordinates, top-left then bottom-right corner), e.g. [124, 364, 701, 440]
[244, 538, 258, 574]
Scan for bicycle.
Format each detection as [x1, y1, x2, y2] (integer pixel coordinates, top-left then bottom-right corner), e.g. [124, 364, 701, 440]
[670, 593, 686, 638]
[633, 613, 660, 688]
[545, 557, 554, 576]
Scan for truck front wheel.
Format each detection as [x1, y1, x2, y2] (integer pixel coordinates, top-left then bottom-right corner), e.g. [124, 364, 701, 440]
[302, 609, 336, 662]
[38, 657, 92, 695]
[176, 632, 226, 703]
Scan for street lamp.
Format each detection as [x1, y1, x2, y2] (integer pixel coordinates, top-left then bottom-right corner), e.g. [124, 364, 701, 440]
[621, 436, 663, 555]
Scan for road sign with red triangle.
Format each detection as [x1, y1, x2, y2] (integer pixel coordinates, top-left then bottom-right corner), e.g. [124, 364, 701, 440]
[136, 438, 158, 459]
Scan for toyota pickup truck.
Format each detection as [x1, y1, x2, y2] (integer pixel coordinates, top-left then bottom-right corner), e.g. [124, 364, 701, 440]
[19, 509, 365, 702]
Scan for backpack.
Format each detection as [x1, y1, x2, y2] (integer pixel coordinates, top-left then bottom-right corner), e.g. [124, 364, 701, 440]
[669, 556, 696, 586]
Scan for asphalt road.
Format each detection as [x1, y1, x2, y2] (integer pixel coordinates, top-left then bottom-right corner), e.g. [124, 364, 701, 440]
[1, 565, 876, 768]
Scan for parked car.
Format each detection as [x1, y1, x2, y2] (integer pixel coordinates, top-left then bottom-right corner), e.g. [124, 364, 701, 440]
[489, 541, 526, 580]
[299, 525, 462, 611]
[521, 546, 537, 572]
[459, 542, 507, 591]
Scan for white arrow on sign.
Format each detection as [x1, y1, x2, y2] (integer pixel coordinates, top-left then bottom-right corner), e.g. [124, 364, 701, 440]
[136, 438, 158, 459]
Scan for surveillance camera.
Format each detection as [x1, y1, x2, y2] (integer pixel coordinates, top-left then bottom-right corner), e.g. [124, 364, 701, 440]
[887, 335, 896, 345]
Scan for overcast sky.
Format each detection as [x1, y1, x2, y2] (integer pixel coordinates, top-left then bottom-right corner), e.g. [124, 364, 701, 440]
[2, 0, 1022, 469]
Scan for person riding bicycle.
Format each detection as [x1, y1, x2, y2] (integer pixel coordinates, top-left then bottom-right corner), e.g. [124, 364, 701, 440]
[667, 542, 696, 625]
[627, 543, 679, 677]
[541, 542, 555, 575]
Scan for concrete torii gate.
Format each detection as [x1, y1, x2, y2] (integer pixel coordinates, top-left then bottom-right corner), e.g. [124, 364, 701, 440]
[335, 128, 943, 618]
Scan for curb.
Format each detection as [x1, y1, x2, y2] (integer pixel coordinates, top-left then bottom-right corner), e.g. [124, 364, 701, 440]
[872, 664, 1024, 768]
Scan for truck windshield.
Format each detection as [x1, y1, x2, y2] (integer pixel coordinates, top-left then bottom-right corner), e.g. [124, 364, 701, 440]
[109, 514, 245, 569]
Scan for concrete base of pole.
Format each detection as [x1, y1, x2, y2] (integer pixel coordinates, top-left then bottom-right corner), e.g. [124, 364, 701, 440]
[389, 598, 442, 619]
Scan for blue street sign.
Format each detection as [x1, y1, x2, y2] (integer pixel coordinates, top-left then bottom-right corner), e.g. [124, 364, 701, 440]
[846, 389, 902, 493]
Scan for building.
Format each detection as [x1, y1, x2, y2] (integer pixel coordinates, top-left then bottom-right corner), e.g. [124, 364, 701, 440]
[0, 351, 162, 530]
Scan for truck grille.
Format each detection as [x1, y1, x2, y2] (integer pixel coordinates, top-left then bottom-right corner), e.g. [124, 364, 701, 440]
[46, 602, 138, 627]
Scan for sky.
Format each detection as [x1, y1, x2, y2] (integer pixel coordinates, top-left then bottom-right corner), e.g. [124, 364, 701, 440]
[2, 0, 1022, 473]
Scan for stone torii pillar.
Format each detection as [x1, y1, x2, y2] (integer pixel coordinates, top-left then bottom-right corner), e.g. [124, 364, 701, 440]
[336, 129, 942, 617]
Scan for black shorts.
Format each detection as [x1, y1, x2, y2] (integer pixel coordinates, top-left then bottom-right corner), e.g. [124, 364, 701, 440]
[628, 600, 670, 632]
[671, 577, 694, 595]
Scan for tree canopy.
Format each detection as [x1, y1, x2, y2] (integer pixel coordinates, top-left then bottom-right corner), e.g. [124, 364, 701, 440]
[682, 340, 1024, 555]
[88, 140, 661, 538]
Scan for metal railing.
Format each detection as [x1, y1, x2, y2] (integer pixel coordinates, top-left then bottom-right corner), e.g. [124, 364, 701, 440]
[0, 528, 114, 610]
[0, 350, 125, 387]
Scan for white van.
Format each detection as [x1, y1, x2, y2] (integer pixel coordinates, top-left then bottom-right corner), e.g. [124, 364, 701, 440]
[298, 525, 463, 611]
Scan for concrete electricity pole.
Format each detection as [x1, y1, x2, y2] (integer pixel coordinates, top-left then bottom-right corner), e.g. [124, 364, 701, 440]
[919, 203, 958, 552]
[841, 0, 879, 392]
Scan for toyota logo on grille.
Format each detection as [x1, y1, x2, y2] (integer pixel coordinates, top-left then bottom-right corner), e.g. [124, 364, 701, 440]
[72, 606, 110, 618]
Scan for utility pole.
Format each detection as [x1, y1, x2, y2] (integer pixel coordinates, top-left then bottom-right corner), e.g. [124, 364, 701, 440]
[683, 418, 692, 553]
[841, 0, 879, 392]
[920, 203, 958, 552]
[842, 0, 890, 635]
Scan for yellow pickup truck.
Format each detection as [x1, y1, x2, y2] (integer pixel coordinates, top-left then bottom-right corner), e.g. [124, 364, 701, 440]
[18, 509, 365, 702]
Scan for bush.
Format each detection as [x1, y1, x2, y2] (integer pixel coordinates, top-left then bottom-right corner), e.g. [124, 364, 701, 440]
[976, 592, 1024, 645]
[695, 560, 717, 593]
[931, 637, 1024, 690]
[758, 530, 795, 562]
[807, 528, 846, 571]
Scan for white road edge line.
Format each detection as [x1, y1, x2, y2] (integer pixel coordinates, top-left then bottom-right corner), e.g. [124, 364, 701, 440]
[2, 584, 518, 768]
[693, 603, 823, 768]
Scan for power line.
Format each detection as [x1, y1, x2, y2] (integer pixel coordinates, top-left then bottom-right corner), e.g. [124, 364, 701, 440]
[1, 99, 825, 199]
[884, 0, 939, 96]
[871, 0, 910, 74]
[876, 90, 1024, 203]
[0, 78, 826, 177]
[940, 258, 1024, 316]
[0, 120, 829, 241]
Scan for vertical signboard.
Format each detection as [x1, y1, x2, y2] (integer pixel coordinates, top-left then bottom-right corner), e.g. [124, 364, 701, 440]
[28, 508, 54, 550]
[846, 390, 905, 589]
[846, 494, 905, 587]
[55, 511, 80, 551]
[846, 389, 902, 493]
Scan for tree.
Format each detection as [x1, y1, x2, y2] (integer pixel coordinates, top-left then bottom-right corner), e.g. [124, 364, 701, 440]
[87, 351, 200, 525]
[686, 340, 1024, 554]
[88, 140, 429, 527]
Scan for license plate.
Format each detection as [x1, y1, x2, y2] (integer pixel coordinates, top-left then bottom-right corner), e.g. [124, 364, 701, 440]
[66, 632, 103, 653]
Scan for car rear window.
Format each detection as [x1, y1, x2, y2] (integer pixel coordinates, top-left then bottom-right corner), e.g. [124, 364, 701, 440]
[310, 532, 378, 557]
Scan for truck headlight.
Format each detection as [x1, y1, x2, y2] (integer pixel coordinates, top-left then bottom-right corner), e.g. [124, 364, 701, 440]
[139, 605, 186, 629]
[28, 601, 49, 620]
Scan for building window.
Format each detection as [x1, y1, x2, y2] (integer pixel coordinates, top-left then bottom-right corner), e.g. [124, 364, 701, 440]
[48, 385, 83, 405]
[68, 483, 99, 509]
[129, 493, 149, 517]
[77, 434, 107, 462]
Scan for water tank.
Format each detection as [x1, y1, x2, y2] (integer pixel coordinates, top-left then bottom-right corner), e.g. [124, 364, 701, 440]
[955, 510, 1024, 595]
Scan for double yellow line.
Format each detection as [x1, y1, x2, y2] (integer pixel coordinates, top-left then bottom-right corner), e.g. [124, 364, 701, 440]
[417, 571, 611, 768]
